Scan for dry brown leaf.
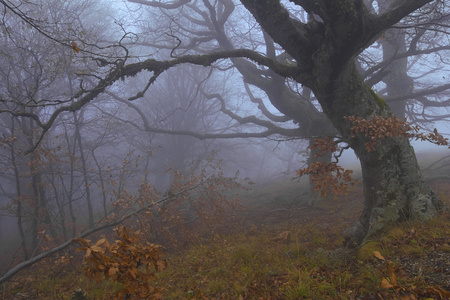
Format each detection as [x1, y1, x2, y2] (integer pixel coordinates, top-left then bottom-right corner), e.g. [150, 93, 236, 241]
[380, 278, 394, 289]
[387, 261, 397, 287]
[373, 251, 385, 261]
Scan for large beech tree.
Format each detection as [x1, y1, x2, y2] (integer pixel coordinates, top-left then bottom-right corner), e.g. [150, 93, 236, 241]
[238, 0, 444, 245]
[0, 0, 447, 247]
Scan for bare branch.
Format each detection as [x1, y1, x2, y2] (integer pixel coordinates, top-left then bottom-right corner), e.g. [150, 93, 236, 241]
[387, 83, 450, 103]
[108, 90, 301, 139]
[128, 0, 191, 9]
[0, 184, 199, 285]
[376, 0, 435, 31]
[244, 83, 291, 123]
[4, 49, 297, 153]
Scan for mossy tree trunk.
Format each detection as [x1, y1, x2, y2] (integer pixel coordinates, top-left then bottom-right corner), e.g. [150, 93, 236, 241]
[315, 62, 441, 245]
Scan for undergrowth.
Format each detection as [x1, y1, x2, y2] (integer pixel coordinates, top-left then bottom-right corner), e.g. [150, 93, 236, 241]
[1, 181, 449, 299]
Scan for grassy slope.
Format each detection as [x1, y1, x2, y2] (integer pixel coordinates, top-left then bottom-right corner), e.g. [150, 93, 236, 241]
[1, 154, 449, 300]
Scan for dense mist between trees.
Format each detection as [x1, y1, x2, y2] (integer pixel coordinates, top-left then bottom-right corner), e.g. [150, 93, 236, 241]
[0, 0, 449, 288]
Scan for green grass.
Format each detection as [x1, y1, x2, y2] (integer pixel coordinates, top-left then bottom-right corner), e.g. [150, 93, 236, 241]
[1, 166, 449, 299]
[150, 209, 448, 299]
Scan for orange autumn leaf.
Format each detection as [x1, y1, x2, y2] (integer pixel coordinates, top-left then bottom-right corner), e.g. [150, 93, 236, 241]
[381, 278, 394, 289]
[373, 251, 385, 261]
[108, 267, 118, 276]
[96, 238, 107, 246]
[77, 226, 165, 298]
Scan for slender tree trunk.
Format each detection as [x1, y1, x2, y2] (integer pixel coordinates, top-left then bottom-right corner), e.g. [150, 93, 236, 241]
[30, 166, 40, 251]
[91, 149, 108, 218]
[379, 0, 412, 118]
[59, 172, 77, 238]
[63, 129, 78, 237]
[9, 129, 29, 259]
[30, 167, 56, 242]
[73, 111, 94, 228]
[143, 148, 151, 184]
[314, 62, 442, 245]
[48, 170, 67, 241]
[24, 117, 55, 248]
[64, 72, 93, 230]
[35, 172, 55, 237]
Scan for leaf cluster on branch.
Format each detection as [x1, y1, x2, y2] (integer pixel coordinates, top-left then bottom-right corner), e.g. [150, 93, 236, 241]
[297, 161, 359, 197]
[75, 226, 166, 299]
[346, 115, 449, 152]
[297, 135, 359, 196]
[297, 115, 449, 197]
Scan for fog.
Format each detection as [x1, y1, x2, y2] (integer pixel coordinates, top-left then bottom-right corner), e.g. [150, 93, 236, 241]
[0, 0, 449, 284]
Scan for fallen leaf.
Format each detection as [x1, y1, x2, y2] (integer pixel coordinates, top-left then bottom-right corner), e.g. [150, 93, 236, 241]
[374, 251, 385, 261]
[387, 261, 397, 287]
[381, 278, 394, 289]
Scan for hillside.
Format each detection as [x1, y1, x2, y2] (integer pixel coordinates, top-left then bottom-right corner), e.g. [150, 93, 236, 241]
[1, 155, 449, 300]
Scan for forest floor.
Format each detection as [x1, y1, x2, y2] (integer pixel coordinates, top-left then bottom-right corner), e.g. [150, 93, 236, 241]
[1, 153, 450, 299]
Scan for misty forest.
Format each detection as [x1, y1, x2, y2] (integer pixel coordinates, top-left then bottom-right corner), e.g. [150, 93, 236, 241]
[0, 0, 449, 299]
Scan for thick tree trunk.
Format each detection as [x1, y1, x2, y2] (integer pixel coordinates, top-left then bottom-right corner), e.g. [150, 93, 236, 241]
[315, 62, 442, 246]
[347, 135, 439, 245]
